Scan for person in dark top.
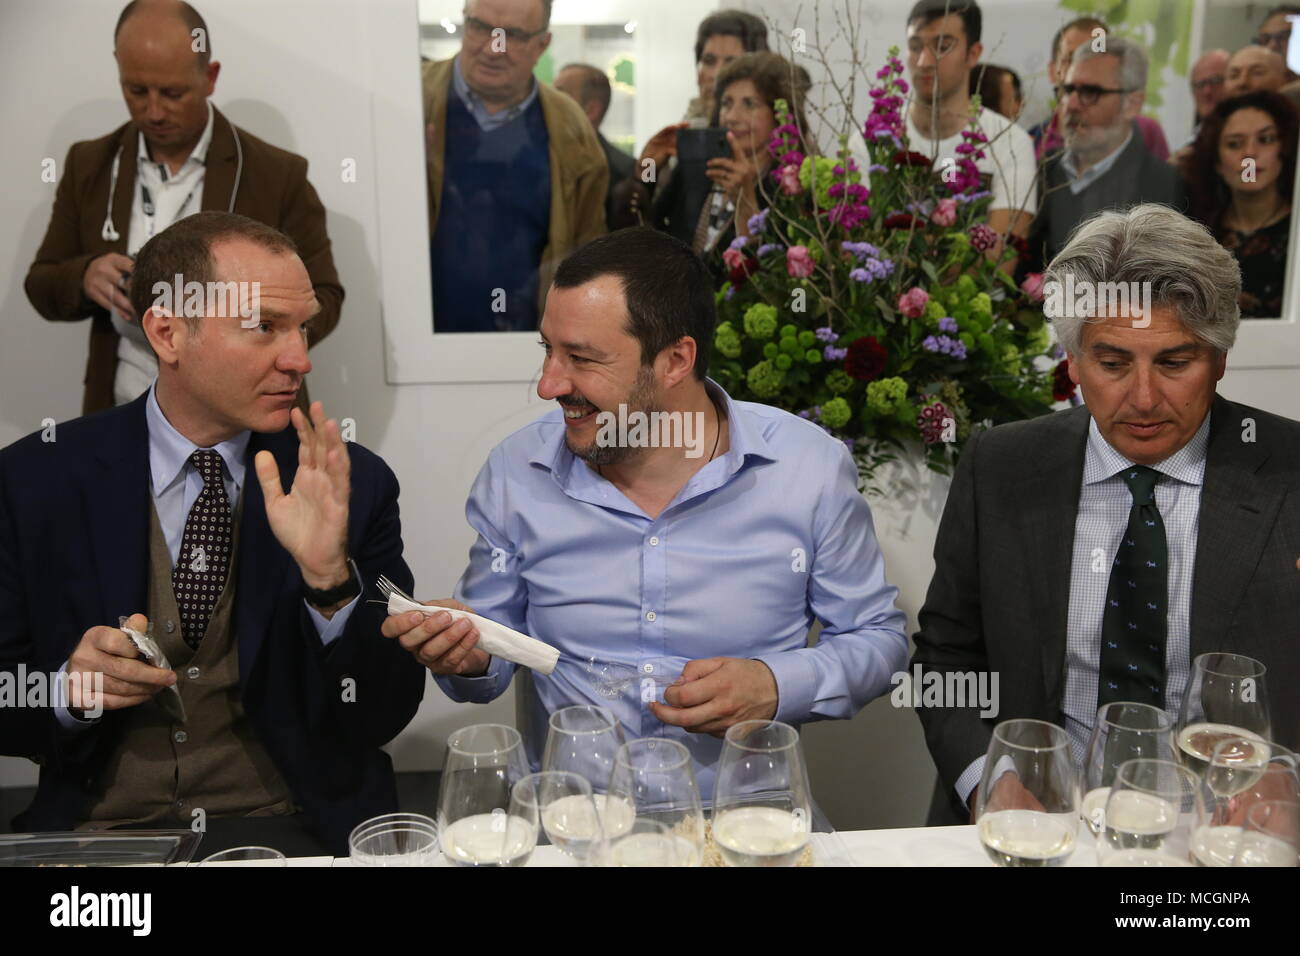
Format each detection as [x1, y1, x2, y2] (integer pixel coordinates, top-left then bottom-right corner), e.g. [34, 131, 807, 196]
[554, 63, 638, 230]
[1183, 91, 1297, 318]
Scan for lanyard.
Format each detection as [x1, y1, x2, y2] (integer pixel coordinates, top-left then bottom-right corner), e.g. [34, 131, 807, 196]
[141, 172, 202, 240]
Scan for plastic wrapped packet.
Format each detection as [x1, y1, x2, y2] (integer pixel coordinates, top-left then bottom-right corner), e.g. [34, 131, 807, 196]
[120, 617, 186, 724]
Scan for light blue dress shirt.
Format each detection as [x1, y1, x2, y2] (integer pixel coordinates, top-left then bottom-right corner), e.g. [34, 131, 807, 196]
[57, 384, 358, 728]
[436, 381, 909, 798]
[451, 56, 540, 132]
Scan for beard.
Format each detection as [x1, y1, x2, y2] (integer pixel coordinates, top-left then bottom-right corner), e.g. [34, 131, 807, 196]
[563, 365, 660, 467]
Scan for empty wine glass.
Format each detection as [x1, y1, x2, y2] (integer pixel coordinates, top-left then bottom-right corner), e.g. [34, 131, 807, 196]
[196, 846, 286, 866]
[438, 724, 534, 867]
[1176, 653, 1270, 778]
[607, 738, 705, 867]
[976, 719, 1079, 867]
[513, 770, 611, 864]
[712, 720, 812, 867]
[1231, 800, 1300, 867]
[1099, 759, 1200, 867]
[349, 813, 439, 866]
[1081, 702, 1175, 837]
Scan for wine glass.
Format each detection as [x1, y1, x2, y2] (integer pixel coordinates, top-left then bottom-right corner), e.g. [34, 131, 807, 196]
[1176, 653, 1270, 777]
[975, 719, 1079, 867]
[1081, 702, 1175, 837]
[712, 720, 812, 867]
[606, 738, 705, 867]
[604, 818, 691, 867]
[1193, 738, 1300, 866]
[542, 704, 631, 838]
[348, 813, 439, 866]
[1231, 800, 1300, 867]
[196, 846, 286, 866]
[1098, 759, 1200, 867]
[512, 770, 611, 864]
[437, 724, 534, 867]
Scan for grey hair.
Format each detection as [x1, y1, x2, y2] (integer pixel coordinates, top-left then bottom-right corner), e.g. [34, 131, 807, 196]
[1070, 33, 1148, 95]
[1043, 204, 1241, 355]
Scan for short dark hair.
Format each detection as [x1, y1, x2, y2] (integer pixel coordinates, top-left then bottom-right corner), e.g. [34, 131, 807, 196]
[552, 228, 716, 380]
[906, 0, 982, 46]
[115, 0, 212, 69]
[129, 211, 298, 325]
[969, 63, 1020, 114]
[1264, 4, 1300, 22]
[557, 63, 611, 125]
[1050, 16, 1107, 63]
[694, 9, 769, 64]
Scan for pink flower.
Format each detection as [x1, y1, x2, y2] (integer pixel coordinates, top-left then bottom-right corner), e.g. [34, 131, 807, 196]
[896, 286, 929, 319]
[931, 198, 958, 227]
[1021, 272, 1046, 303]
[780, 165, 802, 195]
[722, 248, 745, 271]
[786, 245, 815, 278]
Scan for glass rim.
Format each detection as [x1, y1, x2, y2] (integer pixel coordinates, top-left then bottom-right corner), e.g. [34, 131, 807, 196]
[991, 718, 1070, 752]
[1192, 652, 1267, 679]
[511, 770, 593, 807]
[1245, 799, 1300, 828]
[614, 737, 691, 771]
[1113, 757, 1201, 797]
[722, 719, 801, 752]
[198, 845, 286, 862]
[548, 704, 619, 736]
[447, 722, 523, 757]
[350, 821, 439, 845]
[1095, 701, 1174, 733]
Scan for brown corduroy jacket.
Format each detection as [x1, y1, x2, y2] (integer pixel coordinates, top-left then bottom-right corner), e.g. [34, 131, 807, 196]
[24, 106, 343, 414]
[421, 57, 608, 322]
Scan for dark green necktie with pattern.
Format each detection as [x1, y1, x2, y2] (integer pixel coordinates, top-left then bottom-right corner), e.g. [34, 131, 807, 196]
[1098, 465, 1167, 709]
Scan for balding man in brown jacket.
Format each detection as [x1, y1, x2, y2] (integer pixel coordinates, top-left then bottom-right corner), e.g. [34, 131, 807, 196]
[25, 0, 342, 414]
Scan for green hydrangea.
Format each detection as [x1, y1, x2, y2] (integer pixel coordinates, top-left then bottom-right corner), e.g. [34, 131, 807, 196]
[924, 300, 946, 322]
[798, 330, 816, 348]
[715, 321, 742, 359]
[999, 343, 1020, 374]
[746, 360, 786, 398]
[805, 349, 822, 364]
[775, 353, 793, 370]
[820, 397, 851, 429]
[956, 275, 977, 300]
[1025, 322, 1051, 356]
[744, 303, 779, 339]
[826, 369, 854, 394]
[971, 292, 993, 318]
[763, 342, 779, 360]
[937, 379, 972, 440]
[780, 336, 801, 356]
[799, 156, 839, 209]
[865, 376, 908, 414]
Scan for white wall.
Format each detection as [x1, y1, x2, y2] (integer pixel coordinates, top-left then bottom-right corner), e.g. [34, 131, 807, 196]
[2, 0, 1297, 833]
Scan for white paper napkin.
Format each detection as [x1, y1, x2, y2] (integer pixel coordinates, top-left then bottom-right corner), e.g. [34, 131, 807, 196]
[385, 594, 559, 675]
[122, 621, 187, 723]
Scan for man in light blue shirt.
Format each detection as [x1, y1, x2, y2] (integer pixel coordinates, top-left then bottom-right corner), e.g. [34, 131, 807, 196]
[386, 228, 908, 796]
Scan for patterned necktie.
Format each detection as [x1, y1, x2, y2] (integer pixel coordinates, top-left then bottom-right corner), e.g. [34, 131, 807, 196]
[172, 449, 234, 650]
[1098, 465, 1167, 709]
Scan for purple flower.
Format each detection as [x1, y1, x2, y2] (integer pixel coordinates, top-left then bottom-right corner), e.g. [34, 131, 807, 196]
[747, 208, 769, 235]
[756, 243, 779, 257]
[824, 345, 848, 361]
[922, 334, 969, 360]
[724, 286, 736, 301]
[850, 267, 871, 282]
[728, 235, 749, 251]
[841, 241, 880, 261]
[938, 316, 959, 333]
[815, 327, 840, 343]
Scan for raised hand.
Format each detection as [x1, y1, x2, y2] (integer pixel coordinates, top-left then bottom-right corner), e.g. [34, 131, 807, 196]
[254, 401, 350, 590]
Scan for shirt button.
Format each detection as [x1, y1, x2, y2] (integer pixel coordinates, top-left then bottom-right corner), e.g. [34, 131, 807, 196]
[165, 620, 176, 634]
[642, 663, 653, 674]
[186, 666, 200, 680]
[175, 800, 185, 809]
[645, 611, 656, 622]
[649, 536, 660, 546]
[174, 730, 188, 744]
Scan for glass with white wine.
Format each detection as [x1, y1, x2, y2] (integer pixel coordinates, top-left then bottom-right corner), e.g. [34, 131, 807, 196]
[1191, 736, 1295, 866]
[541, 704, 633, 844]
[711, 719, 812, 867]
[1231, 799, 1300, 867]
[512, 770, 620, 864]
[605, 738, 705, 867]
[1175, 653, 1270, 778]
[1081, 702, 1175, 837]
[976, 719, 1080, 867]
[1097, 759, 1200, 867]
[437, 724, 536, 867]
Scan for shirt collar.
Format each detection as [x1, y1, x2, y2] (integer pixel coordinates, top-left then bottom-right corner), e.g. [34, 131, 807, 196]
[147, 381, 250, 496]
[136, 100, 215, 173]
[1062, 125, 1133, 188]
[452, 55, 539, 123]
[1083, 408, 1211, 487]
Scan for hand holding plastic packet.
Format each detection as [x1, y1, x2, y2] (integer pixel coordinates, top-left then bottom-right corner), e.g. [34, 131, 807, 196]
[384, 592, 559, 675]
[119, 617, 186, 724]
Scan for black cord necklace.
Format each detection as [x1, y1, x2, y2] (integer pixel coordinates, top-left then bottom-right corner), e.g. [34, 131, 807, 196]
[597, 397, 723, 479]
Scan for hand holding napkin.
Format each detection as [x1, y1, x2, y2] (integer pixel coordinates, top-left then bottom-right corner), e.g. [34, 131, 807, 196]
[385, 593, 559, 675]
[121, 618, 187, 724]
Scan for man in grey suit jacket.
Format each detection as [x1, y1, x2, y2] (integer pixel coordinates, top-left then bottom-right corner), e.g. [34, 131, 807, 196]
[913, 204, 1300, 825]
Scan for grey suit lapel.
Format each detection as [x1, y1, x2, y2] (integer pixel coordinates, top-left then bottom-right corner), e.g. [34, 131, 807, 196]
[1190, 396, 1278, 663]
[1017, 406, 1091, 707]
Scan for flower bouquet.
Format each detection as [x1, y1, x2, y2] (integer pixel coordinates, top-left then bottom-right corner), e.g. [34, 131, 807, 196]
[712, 47, 1067, 490]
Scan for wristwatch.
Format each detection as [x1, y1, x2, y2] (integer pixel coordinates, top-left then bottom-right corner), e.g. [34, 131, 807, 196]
[304, 559, 362, 608]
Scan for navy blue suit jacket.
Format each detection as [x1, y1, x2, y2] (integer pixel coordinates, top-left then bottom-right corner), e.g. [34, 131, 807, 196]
[0, 393, 425, 853]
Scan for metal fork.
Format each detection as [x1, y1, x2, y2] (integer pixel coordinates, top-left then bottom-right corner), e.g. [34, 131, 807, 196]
[371, 573, 415, 608]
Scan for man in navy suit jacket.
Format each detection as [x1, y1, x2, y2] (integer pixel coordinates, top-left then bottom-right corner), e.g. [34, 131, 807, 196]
[0, 211, 424, 855]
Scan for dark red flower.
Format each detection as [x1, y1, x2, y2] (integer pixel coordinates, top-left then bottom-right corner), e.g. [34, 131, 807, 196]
[728, 253, 759, 287]
[1007, 232, 1030, 257]
[1052, 359, 1077, 402]
[892, 150, 934, 168]
[844, 335, 888, 381]
[883, 212, 925, 229]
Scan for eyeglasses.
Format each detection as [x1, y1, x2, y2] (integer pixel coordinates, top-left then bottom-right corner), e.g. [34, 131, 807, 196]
[1058, 83, 1132, 106]
[1255, 29, 1292, 46]
[463, 15, 547, 45]
[1192, 74, 1225, 92]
